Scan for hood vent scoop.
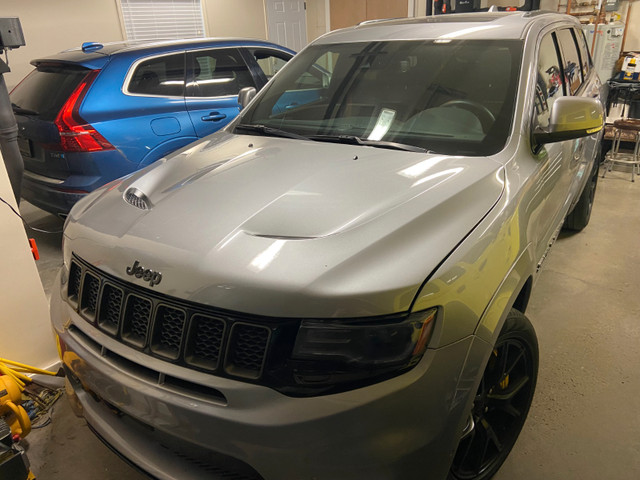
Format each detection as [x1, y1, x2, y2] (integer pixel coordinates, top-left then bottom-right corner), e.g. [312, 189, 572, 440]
[124, 188, 152, 210]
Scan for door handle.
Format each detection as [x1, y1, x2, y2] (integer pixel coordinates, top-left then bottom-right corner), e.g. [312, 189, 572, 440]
[201, 112, 227, 122]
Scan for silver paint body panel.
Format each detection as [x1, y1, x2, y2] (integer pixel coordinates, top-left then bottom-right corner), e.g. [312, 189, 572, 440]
[64, 133, 504, 318]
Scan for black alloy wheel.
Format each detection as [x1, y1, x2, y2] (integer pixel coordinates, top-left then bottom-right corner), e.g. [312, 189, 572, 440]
[449, 309, 539, 480]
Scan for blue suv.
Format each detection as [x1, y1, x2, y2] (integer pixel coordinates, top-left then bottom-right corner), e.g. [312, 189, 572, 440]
[10, 39, 294, 216]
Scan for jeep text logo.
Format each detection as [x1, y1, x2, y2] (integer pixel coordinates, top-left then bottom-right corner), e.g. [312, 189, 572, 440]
[126, 260, 162, 287]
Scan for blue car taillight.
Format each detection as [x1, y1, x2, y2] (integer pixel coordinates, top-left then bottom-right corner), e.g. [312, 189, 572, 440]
[54, 69, 115, 152]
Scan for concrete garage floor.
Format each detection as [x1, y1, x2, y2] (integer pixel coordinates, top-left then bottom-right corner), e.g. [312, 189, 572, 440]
[17, 167, 640, 480]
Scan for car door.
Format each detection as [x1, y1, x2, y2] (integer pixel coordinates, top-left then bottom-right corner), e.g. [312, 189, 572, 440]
[529, 30, 575, 265]
[101, 51, 198, 167]
[185, 48, 257, 137]
[557, 27, 603, 202]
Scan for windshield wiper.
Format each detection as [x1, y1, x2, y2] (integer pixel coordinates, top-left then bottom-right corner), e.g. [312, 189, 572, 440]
[11, 103, 39, 116]
[235, 126, 429, 152]
[309, 134, 428, 153]
[235, 123, 309, 140]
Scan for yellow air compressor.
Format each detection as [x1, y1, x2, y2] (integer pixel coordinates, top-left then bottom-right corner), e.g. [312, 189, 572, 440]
[0, 356, 58, 480]
[0, 375, 31, 438]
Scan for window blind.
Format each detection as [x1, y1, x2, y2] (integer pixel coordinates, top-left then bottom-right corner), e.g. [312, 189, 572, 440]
[120, 0, 206, 41]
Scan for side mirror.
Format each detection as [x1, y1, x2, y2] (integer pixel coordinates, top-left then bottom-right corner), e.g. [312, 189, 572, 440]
[533, 96, 604, 146]
[238, 87, 257, 110]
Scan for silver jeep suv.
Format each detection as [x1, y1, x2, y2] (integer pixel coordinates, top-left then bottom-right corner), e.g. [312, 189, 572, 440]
[51, 11, 604, 480]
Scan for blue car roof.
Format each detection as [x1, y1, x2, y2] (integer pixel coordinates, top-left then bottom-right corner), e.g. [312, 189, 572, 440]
[31, 38, 295, 70]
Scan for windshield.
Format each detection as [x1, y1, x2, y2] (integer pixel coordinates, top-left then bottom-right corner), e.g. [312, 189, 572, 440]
[239, 39, 523, 156]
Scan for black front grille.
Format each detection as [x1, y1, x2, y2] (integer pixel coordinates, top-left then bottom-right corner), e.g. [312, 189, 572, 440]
[68, 261, 82, 303]
[186, 314, 225, 370]
[66, 255, 294, 381]
[122, 295, 152, 347]
[225, 324, 270, 379]
[80, 272, 100, 319]
[151, 305, 186, 360]
[98, 284, 123, 334]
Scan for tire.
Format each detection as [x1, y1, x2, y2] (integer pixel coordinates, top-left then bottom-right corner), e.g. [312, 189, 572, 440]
[563, 159, 599, 231]
[448, 309, 539, 480]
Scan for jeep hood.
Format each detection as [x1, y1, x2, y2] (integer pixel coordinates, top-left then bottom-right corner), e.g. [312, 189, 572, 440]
[65, 132, 505, 317]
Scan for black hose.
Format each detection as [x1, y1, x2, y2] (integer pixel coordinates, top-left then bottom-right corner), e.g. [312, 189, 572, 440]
[0, 58, 23, 203]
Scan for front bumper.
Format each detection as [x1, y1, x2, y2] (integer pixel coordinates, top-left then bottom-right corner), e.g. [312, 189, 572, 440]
[51, 272, 484, 480]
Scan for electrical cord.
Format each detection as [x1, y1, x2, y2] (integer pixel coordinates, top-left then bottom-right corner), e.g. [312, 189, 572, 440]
[24, 389, 64, 429]
[0, 194, 63, 234]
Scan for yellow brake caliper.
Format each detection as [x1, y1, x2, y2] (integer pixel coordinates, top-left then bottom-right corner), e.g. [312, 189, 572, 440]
[495, 349, 510, 390]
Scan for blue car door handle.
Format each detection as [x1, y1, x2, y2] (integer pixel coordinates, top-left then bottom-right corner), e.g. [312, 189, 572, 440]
[201, 112, 227, 122]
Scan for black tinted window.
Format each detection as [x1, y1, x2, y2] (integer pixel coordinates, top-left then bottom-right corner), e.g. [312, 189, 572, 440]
[10, 64, 89, 121]
[128, 53, 185, 96]
[574, 28, 591, 80]
[187, 48, 254, 97]
[536, 33, 564, 129]
[557, 28, 582, 94]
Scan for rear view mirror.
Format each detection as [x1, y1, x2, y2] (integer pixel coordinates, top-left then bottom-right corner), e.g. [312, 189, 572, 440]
[534, 96, 604, 145]
[238, 87, 257, 110]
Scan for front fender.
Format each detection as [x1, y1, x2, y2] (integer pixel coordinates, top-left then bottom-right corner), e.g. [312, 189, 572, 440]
[473, 242, 536, 346]
[412, 187, 536, 348]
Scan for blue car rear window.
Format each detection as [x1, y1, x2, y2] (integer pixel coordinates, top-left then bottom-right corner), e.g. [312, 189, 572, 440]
[10, 64, 90, 121]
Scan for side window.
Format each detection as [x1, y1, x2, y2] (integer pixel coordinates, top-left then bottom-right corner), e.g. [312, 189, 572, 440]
[293, 51, 336, 90]
[251, 49, 291, 80]
[535, 33, 564, 129]
[574, 28, 592, 80]
[556, 28, 583, 95]
[187, 48, 255, 98]
[269, 51, 337, 115]
[128, 53, 185, 96]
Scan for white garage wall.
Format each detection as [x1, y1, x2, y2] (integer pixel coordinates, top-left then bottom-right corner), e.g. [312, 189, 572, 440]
[307, 0, 328, 42]
[624, 1, 639, 51]
[0, 156, 59, 369]
[201, 0, 268, 40]
[415, 0, 428, 15]
[2, 0, 125, 90]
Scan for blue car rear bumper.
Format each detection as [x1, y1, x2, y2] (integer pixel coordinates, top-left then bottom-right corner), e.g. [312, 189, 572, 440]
[21, 175, 88, 217]
[21, 149, 137, 215]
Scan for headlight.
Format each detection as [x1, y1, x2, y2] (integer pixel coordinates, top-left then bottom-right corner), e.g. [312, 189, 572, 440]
[272, 308, 437, 396]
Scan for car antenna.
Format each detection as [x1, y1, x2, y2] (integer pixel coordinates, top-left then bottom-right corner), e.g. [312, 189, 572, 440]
[82, 42, 105, 54]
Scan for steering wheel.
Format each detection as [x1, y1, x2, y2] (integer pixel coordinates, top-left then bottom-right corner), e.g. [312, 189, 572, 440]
[441, 100, 495, 133]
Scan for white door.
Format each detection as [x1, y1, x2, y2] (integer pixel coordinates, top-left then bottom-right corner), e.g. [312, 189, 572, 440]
[266, 0, 307, 52]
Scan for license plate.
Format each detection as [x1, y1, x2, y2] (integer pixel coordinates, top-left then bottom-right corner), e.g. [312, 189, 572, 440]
[17, 136, 33, 158]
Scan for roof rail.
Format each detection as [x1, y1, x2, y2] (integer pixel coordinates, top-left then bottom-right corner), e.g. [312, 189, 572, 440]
[357, 17, 400, 26]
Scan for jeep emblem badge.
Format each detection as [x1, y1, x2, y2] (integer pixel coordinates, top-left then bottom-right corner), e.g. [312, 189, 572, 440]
[126, 260, 162, 287]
